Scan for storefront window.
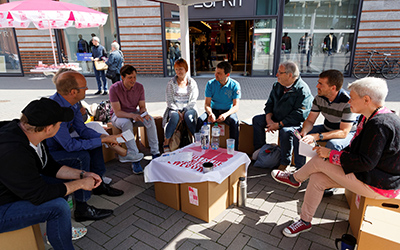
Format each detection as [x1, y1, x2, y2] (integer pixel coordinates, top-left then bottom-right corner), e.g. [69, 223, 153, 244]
[0, 28, 22, 74]
[165, 21, 181, 76]
[256, 0, 278, 16]
[281, 0, 359, 74]
[252, 19, 276, 76]
[60, 0, 118, 75]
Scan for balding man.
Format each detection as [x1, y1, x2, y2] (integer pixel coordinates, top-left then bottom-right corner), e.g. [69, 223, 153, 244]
[252, 61, 313, 171]
[46, 71, 123, 222]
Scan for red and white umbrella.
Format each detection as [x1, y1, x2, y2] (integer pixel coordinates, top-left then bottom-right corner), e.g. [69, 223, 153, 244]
[0, 0, 108, 66]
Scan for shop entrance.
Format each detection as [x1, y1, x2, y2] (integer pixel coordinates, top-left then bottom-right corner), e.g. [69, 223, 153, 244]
[189, 20, 253, 76]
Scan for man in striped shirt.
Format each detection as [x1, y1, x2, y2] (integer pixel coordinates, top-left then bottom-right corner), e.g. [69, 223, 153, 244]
[294, 70, 357, 176]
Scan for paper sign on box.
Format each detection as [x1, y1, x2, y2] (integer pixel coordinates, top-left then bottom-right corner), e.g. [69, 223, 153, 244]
[188, 186, 199, 206]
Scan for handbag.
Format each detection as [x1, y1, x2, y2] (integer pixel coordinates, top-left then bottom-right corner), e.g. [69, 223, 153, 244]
[253, 143, 281, 169]
[169, 120, 193, 152]
[106, 69, 116, 79]
[94, 60, 108, 71]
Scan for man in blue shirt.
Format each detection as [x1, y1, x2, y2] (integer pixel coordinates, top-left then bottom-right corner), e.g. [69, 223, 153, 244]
[47, 71, 124, 222]
[196, 61, 241, 149]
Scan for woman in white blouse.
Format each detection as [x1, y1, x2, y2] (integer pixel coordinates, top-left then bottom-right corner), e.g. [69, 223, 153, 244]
[162, 58, 199, 152]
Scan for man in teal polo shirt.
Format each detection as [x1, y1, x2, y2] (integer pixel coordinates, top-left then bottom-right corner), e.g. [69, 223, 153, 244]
[196, 61, 241, 149]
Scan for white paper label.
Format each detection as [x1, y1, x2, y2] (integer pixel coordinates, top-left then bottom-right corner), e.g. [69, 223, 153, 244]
[188, 186, 199, 206]
[355, 194, 361, 209]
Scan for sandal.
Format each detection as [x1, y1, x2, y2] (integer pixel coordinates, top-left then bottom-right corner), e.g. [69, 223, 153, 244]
[163, 145, 171, 153]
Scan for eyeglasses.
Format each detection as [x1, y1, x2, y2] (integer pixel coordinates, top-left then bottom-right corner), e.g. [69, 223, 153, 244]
[74, 85, 88, 90]
[278, 71, 287, 75]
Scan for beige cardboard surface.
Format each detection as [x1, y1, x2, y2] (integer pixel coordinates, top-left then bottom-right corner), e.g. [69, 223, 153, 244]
[349, 194, 400, 238]
[344, 188, 353, 207]
[154, 182, 180, 210]
[180, 179, 229, 222]
[0, 224, 45, 250]
[238, 122, 254, 155]
[357, 206, 400, 249]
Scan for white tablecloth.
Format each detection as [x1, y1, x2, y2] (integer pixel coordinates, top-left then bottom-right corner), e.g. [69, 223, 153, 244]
[144, 144, 251, 184]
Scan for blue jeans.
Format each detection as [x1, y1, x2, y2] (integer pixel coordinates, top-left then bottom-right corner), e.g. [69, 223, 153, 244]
[293, 124, 356, 168]
[94, 67, 107, 92]
[252, 114, 302, 166]
[0, 198, 74, 250]
[196, 109, 239, 150]
[50, 147, 105, 203]
[165, 109, 197, 139]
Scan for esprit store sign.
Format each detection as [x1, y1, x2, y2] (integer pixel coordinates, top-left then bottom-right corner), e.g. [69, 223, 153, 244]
[189, 0, 255, 19]
[193, 0, 243, 8]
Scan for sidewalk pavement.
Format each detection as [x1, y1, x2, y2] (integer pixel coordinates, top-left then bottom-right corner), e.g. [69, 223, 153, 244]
[1, 74, 400, 249]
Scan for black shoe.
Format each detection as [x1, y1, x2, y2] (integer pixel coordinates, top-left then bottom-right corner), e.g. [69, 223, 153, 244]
[323, 188, 337, 197]
[92, 182, 124, 197]
[94, 90, 102, 95]
[102, 91, 108, 95]
[74, 205, 113, 222]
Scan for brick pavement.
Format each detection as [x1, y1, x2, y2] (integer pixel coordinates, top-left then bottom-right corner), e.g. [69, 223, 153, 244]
[1, 75, 399, 249]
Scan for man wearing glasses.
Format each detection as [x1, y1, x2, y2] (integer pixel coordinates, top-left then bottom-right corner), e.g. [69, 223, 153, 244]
[46, 71, 124, 222]
[252, 61, 313, 171]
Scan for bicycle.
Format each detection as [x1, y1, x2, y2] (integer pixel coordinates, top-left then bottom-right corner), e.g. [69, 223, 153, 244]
[353, 50, 400, 79]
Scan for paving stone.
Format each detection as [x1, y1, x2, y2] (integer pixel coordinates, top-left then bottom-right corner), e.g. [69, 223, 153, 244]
[242, 225, 281, 247]
[130, 241, 157, 250]
[135, 209, 165, 225]
[160, 218, 191, 242]
[108, 206, 139, 226]
[302, 231, 336, 249]
[90, 220, 113, 233]
[132, 229, 167, 249]
[186, 223, 222, 242]
[74, 236, 106, 250]
[278, 235, 297, 250]
[246, 237, 281, 250]
[135, 200, 166, 215]
[163, 229, 195, 250]
[106, 215, 139, 238]
[176, 240, 199, 250]
[217, 223, 244, 246]
[158, 206, 182, 220]
[85, 226, 111, 246]
[226, 232, 251, 250]
[113, 237, 138, 250]
[135, 218, 166, 237]
[159, 210, 186, 229]
[293, 237, 312, 250]
[104, 225, 138, 250]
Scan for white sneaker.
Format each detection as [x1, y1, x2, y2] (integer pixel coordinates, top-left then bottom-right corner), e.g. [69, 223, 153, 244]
[119, 152, 144, 163]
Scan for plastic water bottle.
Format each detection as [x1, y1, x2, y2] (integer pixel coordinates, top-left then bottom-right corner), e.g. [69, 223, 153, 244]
[211, 123, 220, 150]
[200, 122, 210, 150]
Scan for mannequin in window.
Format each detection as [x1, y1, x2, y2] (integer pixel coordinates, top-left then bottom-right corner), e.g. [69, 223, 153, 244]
[282, 32, 292, 61]
[298, 33, 313, 73]
[77, 34, 89, 53]
[323, 32, 337, 70]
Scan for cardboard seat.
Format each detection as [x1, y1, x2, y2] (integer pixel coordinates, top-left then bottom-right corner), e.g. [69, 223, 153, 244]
[0, 224, 44, 250]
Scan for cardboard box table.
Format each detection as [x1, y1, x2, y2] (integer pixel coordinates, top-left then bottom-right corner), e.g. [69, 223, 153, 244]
[145, 144, 251, 222]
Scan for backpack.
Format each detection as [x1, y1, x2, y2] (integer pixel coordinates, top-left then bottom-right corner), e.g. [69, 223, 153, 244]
[93, 100, 111, 123]
[253, 143, 281, 169]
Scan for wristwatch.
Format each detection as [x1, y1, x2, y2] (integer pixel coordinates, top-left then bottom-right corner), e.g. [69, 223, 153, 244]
[278, 122, 283, 129]
[319, 133, 323, 140]
[80, 170, 86, 179]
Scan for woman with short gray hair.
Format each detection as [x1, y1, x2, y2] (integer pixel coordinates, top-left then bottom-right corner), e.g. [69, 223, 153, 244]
[271, 77, 400, 238]
[106, 42, 124, 84]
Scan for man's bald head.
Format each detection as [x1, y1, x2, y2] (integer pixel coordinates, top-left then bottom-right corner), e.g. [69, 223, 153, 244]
[56, 71, 85, 95]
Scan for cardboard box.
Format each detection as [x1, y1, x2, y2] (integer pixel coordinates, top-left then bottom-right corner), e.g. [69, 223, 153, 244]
[216, 123, 230, 148]
[140, 116, 164, 152]
[102, 144, 116, 163]
[344, 188, 353, 207]
[0, 224, 44, 250]
[357, 206, 400, 249]
[238, 122, 254, 155]
[154, 182, 180, 210]
[228, 164, 246, 205]
[180, 178, 229, 222]
[349, 194, 400, 238]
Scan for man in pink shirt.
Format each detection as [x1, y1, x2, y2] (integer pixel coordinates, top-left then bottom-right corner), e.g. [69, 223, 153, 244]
[109, 65, 160, 174]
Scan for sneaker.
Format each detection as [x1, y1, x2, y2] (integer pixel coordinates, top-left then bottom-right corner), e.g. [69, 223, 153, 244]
[132, 161, 143, 174]
[72, 227, 87, 240]
[152, 154, 161, 159]
[119, 152, 144, 163]
[282, 220, 312, 237]
[271, 170, 301, 188]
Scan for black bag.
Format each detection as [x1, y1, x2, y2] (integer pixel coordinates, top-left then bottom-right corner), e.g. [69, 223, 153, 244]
[253, 143, 281, 169]
[93, 100, 111, 123]
[106, 69, 116, 79]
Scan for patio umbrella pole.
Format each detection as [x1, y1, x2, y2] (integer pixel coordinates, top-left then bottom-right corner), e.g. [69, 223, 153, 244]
[48, 21, 57, 66]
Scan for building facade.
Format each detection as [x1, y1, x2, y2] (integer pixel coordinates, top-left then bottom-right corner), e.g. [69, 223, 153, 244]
[1, 0, 399, 77]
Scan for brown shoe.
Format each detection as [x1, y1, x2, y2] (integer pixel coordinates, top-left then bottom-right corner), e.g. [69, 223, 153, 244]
[278, 164, 288, 171]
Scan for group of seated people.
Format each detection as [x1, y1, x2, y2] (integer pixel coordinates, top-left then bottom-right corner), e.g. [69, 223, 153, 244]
[0, 59, 399, 249]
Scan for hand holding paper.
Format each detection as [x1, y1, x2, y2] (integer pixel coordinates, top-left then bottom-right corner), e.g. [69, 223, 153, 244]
[299, 140, 317, 158]
[116, 130, 135, 144]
